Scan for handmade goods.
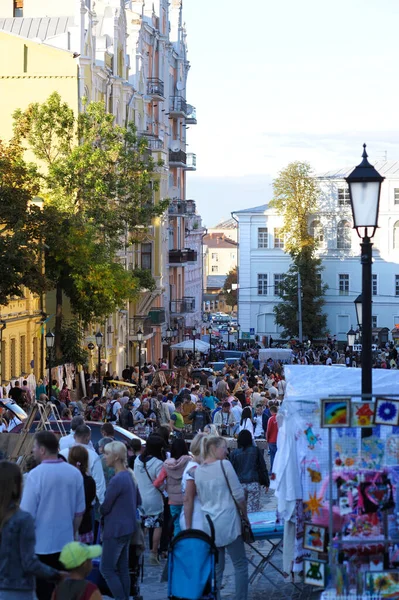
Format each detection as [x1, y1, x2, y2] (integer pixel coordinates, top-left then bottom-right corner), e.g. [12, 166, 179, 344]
[304, 559, 326, 587]
[320, 398, 351, 428]
[374, 399, 399, 427]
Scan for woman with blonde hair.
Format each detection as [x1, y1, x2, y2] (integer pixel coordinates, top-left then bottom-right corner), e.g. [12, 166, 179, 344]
[100, 441, 141, 600]
[0, 461, 62, 599]
[68, 445, 96, 544]
[194, 436, 249, 600]
[203, 424, 219, 436]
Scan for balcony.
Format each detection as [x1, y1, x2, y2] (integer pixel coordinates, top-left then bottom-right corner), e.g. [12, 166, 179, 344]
[186, 104, 197, 124]
[169, 150, 186, 167]
[168, 199, 196, 216]
[129, 316, 153, 337]
[141, 133, 163, 151]
[169, 249, 188, 264]
[185, 153, 196, 171]
[147, 78, 164, 99]
[170, 297, 195, 314]
[186, 249, 198, 262]
[169, 96, 187, 118]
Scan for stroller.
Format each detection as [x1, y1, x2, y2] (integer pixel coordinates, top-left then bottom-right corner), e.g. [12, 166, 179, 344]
[168, 519, 218, 600]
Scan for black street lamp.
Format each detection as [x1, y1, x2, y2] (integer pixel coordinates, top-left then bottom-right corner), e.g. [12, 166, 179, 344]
[95, 331, 103, 396]
[165, 326, 172, 368]
[45, 331, 55, 399]
[192, 326, 197, 358]
[354, 294, 363, 331]
[346, 144, 384, 399]
[237, 323, 241, 351]
[207, 325, 212, 360]
[227, 326, 232, 350]
[137, 328, 143, 391]
[0, 321, 6, 386]
[347, 326, 356, 350]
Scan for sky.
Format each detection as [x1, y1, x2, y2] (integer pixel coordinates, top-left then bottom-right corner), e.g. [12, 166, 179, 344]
[183, 0, 399, 227]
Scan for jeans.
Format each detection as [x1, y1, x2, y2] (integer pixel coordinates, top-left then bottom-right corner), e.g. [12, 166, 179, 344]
[216, 535, 248, 600]
[269, 442, 277, 473]
[100, 534, 131, 600]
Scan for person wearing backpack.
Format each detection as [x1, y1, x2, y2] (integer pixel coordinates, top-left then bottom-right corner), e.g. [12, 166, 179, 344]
[105, 394, 121, 423]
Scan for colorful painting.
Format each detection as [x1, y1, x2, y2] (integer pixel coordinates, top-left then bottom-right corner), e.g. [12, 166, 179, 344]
[320, 398, 351, 428]
[304, 559, 326, 588]
[352, 402, 375, 427]
[360, 436, 385, 470]
[303, 523, 327, 553]
[374, 399, 399, 426]
[365, 571, 399, 598]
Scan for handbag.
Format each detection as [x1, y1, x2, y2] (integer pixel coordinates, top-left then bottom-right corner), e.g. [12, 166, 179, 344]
[220, 460, 255, 544]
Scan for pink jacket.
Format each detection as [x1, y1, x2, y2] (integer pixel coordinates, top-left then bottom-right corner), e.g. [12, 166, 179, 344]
[153, 455, 191, 505]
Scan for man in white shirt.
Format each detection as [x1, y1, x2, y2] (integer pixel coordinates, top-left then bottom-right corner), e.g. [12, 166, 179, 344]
[231, 399, 242, 435]
[60, 424, 106, 504]
[253, 404, 265, 439]
[59, 415, 84, 450]
[21, 430, 85, 600]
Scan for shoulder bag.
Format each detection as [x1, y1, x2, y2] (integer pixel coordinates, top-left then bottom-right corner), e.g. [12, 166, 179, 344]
[220, 460, 255, 544]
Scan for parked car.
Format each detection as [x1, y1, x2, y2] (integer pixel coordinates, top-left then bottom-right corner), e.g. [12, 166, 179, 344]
[0, 400, 28, 423]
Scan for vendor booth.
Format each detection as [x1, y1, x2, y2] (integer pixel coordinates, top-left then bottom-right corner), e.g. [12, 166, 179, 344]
[272, 365, 399, 599]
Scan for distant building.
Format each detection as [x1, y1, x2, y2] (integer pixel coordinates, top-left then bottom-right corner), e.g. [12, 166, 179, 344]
[203, 233, 238, 314]
[234, 161, 399, 343]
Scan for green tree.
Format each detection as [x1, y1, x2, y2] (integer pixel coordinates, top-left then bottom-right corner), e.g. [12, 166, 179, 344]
[13, 93, 167, 357]
[222, 266, 238, 308]
[270, 161, 328, 340]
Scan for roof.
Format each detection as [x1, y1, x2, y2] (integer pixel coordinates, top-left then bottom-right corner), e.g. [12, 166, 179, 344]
[212, 217, 237, 229]
[319, 160, 399, 180]
[206, 275, 227, 289]
[204, 233, 237, 249]
[0, 17, 74, 42]
[233, 203, 268, 215]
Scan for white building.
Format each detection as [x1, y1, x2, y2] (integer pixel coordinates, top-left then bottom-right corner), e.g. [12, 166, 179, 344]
[234, 161, 399, 343]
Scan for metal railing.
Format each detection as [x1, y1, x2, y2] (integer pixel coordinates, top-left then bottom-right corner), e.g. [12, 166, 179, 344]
[170, 96, 187, 115]
[170, 297, 195, 314]
[147, 78, 164, 97]
[169, 150, 187, 165]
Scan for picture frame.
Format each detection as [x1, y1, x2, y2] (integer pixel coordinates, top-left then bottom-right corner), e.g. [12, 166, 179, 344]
[365, 570, 399, 597]
[303, 558, 326, 588]
[303, 522, 327, 553]
[352, 402, 375, 427]
[374, 398, 399, 427]
[320, 398, 351, 428]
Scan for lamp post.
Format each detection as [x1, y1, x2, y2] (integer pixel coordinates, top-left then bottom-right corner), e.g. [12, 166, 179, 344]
[207, 325, 212, 360]
[95, 331, 103, 396]
[45, 331, 55, 399]
[345, 144, 384, 399]
[0, 321, 6, 387]
[227, 326, 232, 350]
[192, 326, 197, 358]
[237, 323, 241, 351]
[347, 326, 356, 351]
[137, 328, 143, 392]
[165, 326, 172, 369]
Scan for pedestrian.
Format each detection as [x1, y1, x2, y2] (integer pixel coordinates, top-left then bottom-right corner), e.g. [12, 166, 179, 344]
[134, 435, 165, 565]
[119, 400, 134, 430]
[59, 415, 85, 451]
[239, 406, 254, 438]
[68, 445, 96, 544]
[188, 400, 211, 433]
[153, 439, 191, 536]
[58, 384, 70, 406]
[169, 400, 185, 437]
[213, 401, 235, 436]
[194, 435, 249, 600]
[20, 431, 85, 600]
[0, 460, 63, 600]
[230, 430, 269, 512]
[100, 441, 141, 600]
[253, 404, 265, 439]
[266, 405, 279, 473]
[180, 433, 206, 531]
[53, 541, 103, 600]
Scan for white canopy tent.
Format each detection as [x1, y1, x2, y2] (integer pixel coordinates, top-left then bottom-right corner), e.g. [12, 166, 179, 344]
[170, 339, 210, 353]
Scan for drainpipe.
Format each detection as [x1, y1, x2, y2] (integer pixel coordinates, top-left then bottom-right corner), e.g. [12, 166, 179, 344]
[201, 228, 208, 321]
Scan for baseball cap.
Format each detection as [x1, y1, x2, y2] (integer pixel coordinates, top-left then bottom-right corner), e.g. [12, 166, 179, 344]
[59, 542, 102, 570]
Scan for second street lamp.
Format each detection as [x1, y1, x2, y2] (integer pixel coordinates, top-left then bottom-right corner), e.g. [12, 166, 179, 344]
[166, 326, 172, 369]
[347, 326, 356, 350]
[137, 328, 143, 392]
[345, 144, 384, 400]
[95, 331, 103, 396]
[45, 331, 55, 399]
[207, 325, 212, 360]
[237, 323, 241, 350]
[192, 326, 197, 358]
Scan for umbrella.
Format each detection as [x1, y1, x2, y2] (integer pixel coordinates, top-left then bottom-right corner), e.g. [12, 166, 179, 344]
[170, 339, 210, 352]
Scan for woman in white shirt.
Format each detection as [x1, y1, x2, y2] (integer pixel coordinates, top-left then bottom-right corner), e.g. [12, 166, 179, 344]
[239, 407, 254, 438]
[180, 433, 206, 531]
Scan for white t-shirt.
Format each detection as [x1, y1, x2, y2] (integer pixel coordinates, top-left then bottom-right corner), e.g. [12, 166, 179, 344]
[239, 418, 254, 438]
[231, 404, 242, 424]
[253, 414, 264, 438]
[112, 401, 122, 416]
[179, 460, 204, 531]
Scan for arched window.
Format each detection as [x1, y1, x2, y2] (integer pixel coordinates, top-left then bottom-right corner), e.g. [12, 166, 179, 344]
[337, 220, 351, 250]
[394, 221, 399, 249]
[310, 220, 324, 245]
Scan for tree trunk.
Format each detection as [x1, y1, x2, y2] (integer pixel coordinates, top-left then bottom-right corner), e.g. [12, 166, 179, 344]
[55, 281, 63, 362]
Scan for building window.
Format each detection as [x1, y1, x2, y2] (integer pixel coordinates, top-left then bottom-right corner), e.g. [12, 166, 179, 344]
[396, 275, 399, 297]
[310, 220, 324, 245]
[258, 274, 268, 295]
[338, 187, 351, 206]
[1, 341, 6, 380]
[211, 253, 219, 261]
[339, 274, 349, 295]
[395, 189, 399, 205]
[10, 338, 16, 378]
[337, 220, 351, 249]
[372, 315, 377, 328]
[372, 273, 377, 296]
[274, 274, 284, 296]
[141, 243, 152, 271]
[394, 221, 399, 249]
[33, 337, 39, 379]
[20, 335, 26, 374]
[274, 228, 284, 249]
[211, 265, 219, 273]
[14, 0, 23, 17]
[257, 228, 268, 249]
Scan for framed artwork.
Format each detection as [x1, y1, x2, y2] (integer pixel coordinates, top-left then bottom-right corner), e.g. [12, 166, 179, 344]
[365, 570, 399, 597]
[352, 402, 375, 427]
[374, 398, 399, 426]
[320, 398, 351, 428]
[303, 523, 327, 553]
[304, 559, 326, 588]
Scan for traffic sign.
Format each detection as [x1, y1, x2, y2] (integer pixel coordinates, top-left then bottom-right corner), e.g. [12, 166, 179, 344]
[250, 328, 255, 335]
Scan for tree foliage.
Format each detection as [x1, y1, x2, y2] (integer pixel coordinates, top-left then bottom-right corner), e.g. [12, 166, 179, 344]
[270, 161, 328, 339]
[59, 319, 88, 367]
[222, 267, 238, 308]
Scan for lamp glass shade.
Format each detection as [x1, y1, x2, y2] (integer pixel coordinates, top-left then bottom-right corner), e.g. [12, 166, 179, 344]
[207, 326, 212, 334]
[45, 331, 55, 349]
[166, 327, 172, 338]
[347, 327, 356, 347]
[354, 294, 363, 328]
[136, 328, 143, 342]
[192, 328, 197, 336]
[95, 331, 103, 347]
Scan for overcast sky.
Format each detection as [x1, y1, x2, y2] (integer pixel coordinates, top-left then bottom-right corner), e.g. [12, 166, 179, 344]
[183, 0, 399, 226]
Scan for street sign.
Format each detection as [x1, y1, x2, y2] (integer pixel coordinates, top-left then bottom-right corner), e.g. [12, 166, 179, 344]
[250, 328, 255, 335]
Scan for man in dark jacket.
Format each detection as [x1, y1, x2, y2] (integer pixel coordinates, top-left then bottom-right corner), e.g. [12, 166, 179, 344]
[119, 400, 134, 430]
[188, 400, 211, 433]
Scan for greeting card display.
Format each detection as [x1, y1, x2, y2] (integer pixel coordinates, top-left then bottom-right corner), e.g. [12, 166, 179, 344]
[374, 399, 399, 426]
[365, 571, 399, 597]
[352, 402, 375, 427]
[303, 522, 327, 553]
[320, 398, 351, 428]
[304, 559, 326, 588]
